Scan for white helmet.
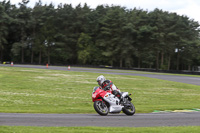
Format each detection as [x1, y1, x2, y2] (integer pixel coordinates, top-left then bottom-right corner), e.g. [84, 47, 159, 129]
[96, 75, 106, 86]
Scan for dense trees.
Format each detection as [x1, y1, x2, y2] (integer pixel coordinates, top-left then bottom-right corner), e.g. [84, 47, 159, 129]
[0, 1, 10, 62]
[0, 0, 200, 70]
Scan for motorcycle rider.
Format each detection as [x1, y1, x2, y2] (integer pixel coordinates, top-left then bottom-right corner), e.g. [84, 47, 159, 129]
[96, 75, 122, 99]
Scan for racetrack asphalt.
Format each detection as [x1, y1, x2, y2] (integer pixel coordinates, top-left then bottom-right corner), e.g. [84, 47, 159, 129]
[1, 64, 200, 86]
[1, 112, 200, 127]
[0, 64, 200, 127]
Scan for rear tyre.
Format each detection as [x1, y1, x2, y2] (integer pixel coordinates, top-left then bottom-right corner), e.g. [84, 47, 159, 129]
[94, 101, 108, 116]
[122, 102, 135, 116]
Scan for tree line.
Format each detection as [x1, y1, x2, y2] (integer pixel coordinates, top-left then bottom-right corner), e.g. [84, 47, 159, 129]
[0, 0, 200, 70]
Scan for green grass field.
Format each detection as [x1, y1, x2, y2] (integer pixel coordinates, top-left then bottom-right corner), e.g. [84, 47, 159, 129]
[0, 66, 200, 113]
[1, 126, 200, 133]
[1, 66, 200, 132]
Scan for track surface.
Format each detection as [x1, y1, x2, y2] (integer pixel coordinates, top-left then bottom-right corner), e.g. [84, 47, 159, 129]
[1, 113, 200, 127]
[1, 64, 200, 127]
[1, 64, 200, 86]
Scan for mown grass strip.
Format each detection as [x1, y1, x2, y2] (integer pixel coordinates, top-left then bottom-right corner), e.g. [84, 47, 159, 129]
[0, 66, 200, 113]
[1, 126, 200, 133]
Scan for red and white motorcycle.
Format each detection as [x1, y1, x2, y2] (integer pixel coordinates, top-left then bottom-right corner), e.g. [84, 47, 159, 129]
[92, 86, 135, 116]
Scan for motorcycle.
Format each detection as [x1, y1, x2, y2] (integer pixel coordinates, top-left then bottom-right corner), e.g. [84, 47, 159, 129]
[92, 86, 135, 116]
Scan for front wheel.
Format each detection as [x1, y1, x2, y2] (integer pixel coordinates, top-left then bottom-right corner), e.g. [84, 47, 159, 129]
[122, 102, 135, 116]
[93, 101, 108, 116]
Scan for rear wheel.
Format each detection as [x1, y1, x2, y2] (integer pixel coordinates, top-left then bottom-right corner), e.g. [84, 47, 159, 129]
[122, 102, 135, 116]
[93, 101, 108, 116]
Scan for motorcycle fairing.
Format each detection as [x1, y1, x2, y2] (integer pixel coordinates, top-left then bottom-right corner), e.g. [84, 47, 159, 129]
[92, 87, 108, 102]
[103, 93, 123, 113]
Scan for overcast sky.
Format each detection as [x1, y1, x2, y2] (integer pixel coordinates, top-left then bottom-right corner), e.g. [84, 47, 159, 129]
[9, 0, 200, 23]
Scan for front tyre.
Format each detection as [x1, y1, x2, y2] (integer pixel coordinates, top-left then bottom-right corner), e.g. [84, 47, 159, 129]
[93, 101, 108, 116]
[122, 102, 135, 116]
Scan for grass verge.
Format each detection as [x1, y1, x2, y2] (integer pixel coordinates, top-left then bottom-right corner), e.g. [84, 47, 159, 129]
[1, 126, 200, 133]
[0, 66, 200, 113]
